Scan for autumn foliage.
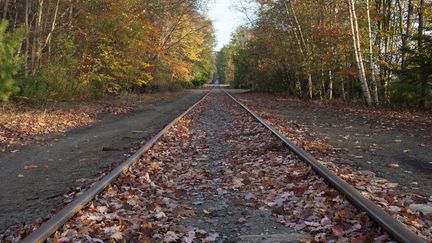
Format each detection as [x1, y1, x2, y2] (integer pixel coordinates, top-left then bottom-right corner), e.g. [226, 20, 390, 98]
[0, 0, 215, 101]
[218, 0, 432, 108]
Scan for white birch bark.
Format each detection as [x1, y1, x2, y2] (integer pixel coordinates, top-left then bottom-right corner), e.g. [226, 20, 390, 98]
[366, 0, 379, 104]
[348, 0, 372, 106]
[46, 0, 60, 66]
[31, 0, 44, 75]
[284, 1, 313, 99]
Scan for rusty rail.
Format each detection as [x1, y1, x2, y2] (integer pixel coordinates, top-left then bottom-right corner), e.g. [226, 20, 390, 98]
[224, 90, 425, 243]
[21, 90, 212, 243]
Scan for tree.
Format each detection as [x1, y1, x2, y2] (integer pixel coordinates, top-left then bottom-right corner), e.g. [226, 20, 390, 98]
[396, 22, 432, 108]
[348, 0, 372, 106]
[0, 20, 23, 101]
[366, 0, 379, 104]
[222, 0, 430, 108]
[0, 0, 216, 100]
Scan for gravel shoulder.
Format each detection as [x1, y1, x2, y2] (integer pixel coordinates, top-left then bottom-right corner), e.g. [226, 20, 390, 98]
[234, 91, 432, 197]
[0, 89, 207, 233]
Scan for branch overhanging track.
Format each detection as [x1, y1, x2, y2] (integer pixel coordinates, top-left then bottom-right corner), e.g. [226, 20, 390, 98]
[20, 88, 425, 243]
[224, 89, 425, 243]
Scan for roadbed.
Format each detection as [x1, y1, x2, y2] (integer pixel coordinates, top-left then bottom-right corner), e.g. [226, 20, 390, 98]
[0, 90, 208, 233]
[234, 91, 432, 197]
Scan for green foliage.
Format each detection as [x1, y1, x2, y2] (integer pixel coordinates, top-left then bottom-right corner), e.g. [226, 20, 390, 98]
[216, 47, 233, 84]
[192, 68, 213, 87]
[0, 21, 24, 102]
[216, 27, 250, 85]
[394, 30, 432, 108]
[146, 79, 184, 93]
[18, 32, 88, 101]
[19, 74, 88, 102]
[190, 44, 216, 87]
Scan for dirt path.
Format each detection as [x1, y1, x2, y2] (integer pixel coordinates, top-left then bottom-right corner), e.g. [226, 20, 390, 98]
[0, 90, 207, 233]
[235, 92, 432, 197]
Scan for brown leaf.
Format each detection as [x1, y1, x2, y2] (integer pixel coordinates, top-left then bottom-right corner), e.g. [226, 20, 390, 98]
[24, 164, 38, 170]
[332, 224, 345, 236]
[175, 210, 196, 218]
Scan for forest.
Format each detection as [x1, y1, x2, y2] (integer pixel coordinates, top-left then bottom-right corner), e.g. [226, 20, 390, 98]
[217, 0, 432, 108]
[0, 0, 215, 102]
[1, 0, 431, 108]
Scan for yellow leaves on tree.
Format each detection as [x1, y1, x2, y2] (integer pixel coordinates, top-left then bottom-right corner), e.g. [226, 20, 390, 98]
[75, 0, 215, 94]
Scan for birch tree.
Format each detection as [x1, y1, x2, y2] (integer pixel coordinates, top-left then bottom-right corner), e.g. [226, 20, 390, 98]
[348, 0, 372, 106]
[366, 0, 379, 104]
[283, 0, 313, 99]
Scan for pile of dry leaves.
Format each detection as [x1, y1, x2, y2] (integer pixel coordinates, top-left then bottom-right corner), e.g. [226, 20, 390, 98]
[0, 94, 170, 152]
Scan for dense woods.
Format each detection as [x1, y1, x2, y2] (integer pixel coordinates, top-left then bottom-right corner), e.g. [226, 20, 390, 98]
[218, 0, 432, 108]
[0, 0, 215, 101]
[1, 0, 431, 108]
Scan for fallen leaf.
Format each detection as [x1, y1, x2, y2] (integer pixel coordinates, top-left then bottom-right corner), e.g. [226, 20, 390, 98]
[176, 210, 196, 217]
[151, 162, 160, 172]
[154, 211, 166, 219]
[245, 192, 256, 200]
[389, 163, 399, 168]
[111, 231, 123, 240]
[202, 233, 219, 242]
[237, 217, 247, 224]
[164, 231, 178, 242]
[332, 225, 345, 235]
[24, 164, 38, 170]
[232, 177, 244, 189]
[183, 231, 196, 243]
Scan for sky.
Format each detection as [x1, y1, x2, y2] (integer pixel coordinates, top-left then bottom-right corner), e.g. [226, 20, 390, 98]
[207, 0, 250, 51]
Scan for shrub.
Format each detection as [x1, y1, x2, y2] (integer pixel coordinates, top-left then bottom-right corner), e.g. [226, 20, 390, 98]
[0, 21, 24, 102]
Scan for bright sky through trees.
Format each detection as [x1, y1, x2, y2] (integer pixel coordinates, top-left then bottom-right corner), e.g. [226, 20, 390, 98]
[207, 0, 250, 51]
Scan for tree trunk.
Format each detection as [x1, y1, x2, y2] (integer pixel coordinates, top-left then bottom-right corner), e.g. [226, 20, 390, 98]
[47, 0, 60, 66]
[417, 0, 424, 49]
[284, 1, 313, 99]
[24, 0, 30, 76]
[32, 0, 44, 75]
[2, 0, 9, 19]
[418, 0, 426, 107]
[342, 78, 346, 101]
[307, 72, 313, 99]
[366, 0, 379, 104]
[13, 0, 17, 28]
[31, 0, 45, 76]
[68, 0, 73, 36]
[400, 0, 413, 70]
[348, 0, 372, 106]
[329, 70, 333, 100]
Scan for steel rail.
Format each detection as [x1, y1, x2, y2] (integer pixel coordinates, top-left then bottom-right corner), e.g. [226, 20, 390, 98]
[224, 90, 425, 243]
[21, 90, 212, 243]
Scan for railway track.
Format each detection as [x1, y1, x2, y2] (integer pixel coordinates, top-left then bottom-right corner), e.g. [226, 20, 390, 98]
[12, 89, 426, 242]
